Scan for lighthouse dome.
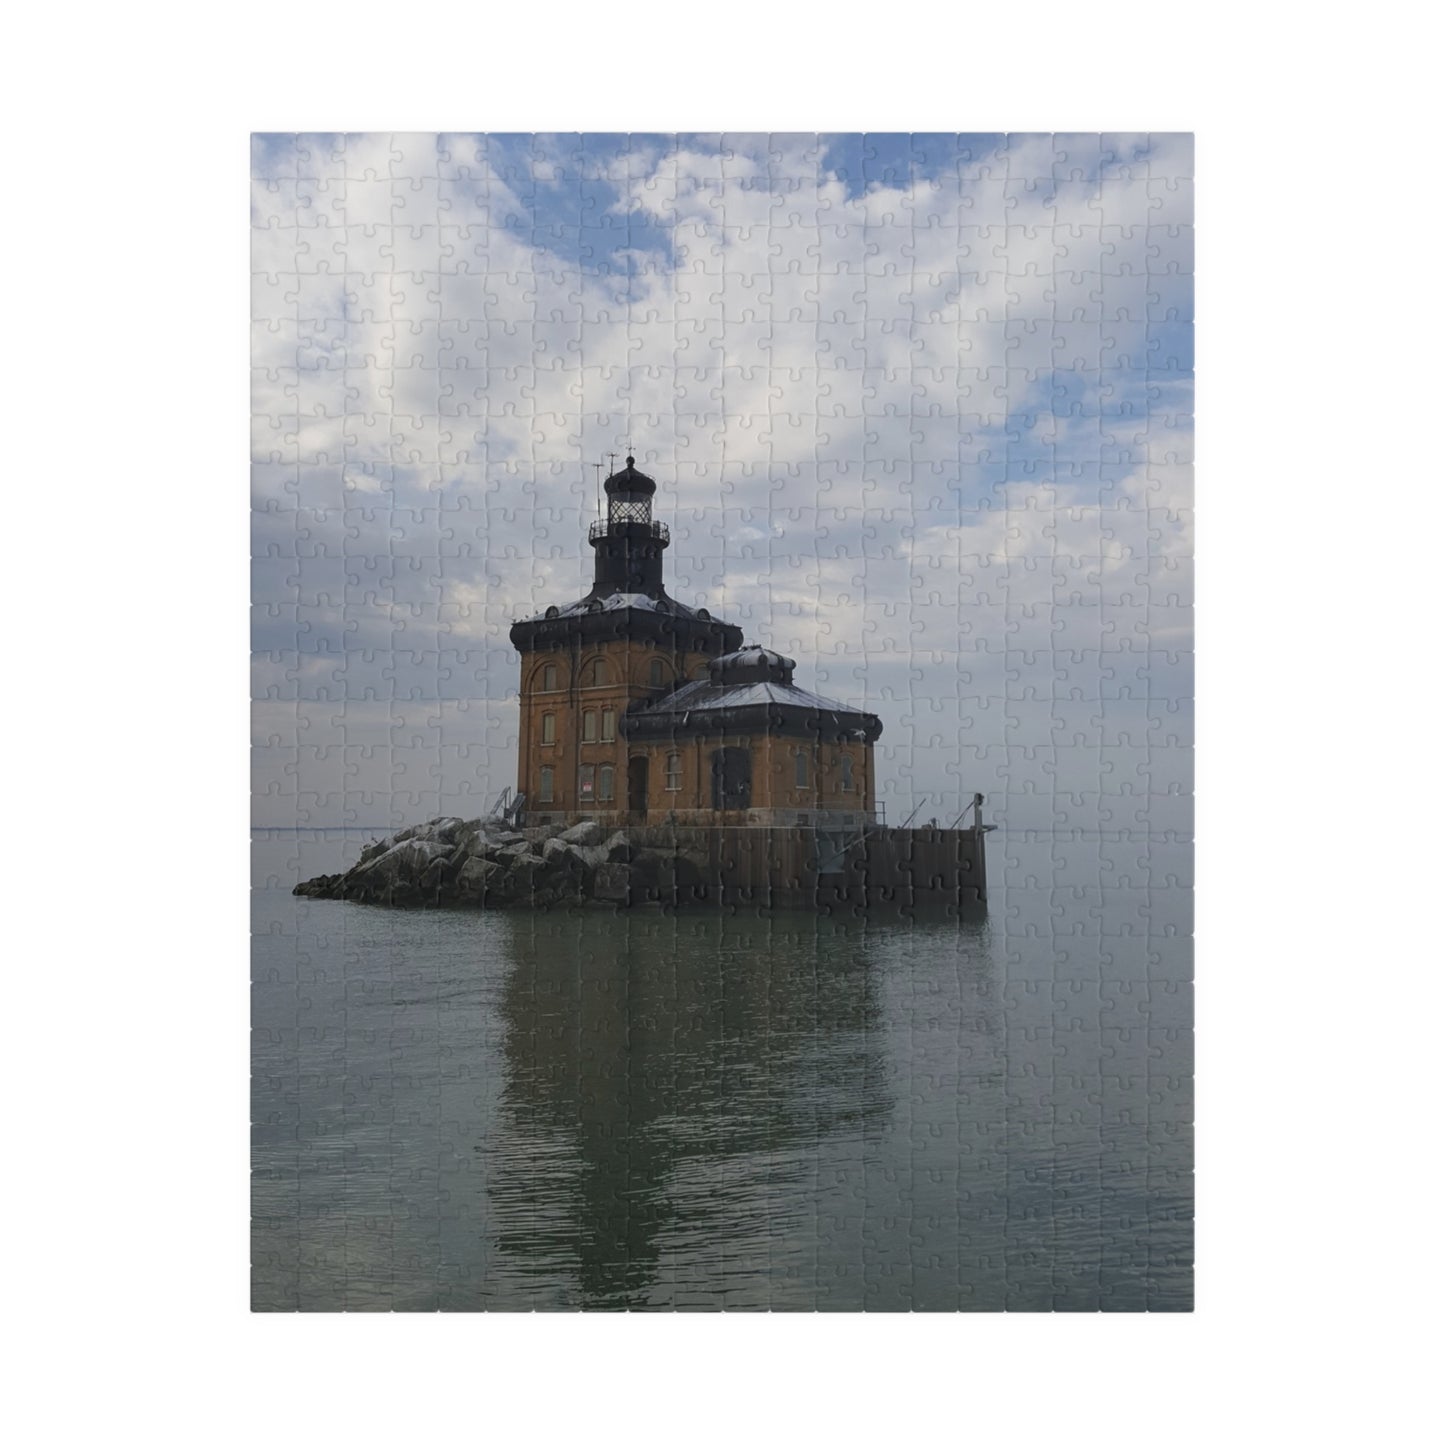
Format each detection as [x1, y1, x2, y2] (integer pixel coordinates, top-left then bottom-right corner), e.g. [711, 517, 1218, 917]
[602, 455, 657, 497]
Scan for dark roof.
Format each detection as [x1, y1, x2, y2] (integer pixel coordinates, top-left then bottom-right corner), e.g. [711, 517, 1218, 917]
[621, 648, 883, 744]
[520, 591, 714, 624]
[510, 589, 744, 653]
[603, 455, 656, 496]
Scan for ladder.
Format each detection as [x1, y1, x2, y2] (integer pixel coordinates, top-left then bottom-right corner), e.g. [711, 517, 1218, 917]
[488, 787, 527, 827]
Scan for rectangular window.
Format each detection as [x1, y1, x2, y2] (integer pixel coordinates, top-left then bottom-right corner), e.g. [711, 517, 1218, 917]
[840, 753, 855, 792]
[665, 752, 682, 791]
[542, 663, 558, 691]
[598, 764, 614, 802]
[794, 750, 809, 788]
[582, 710, 598, 742]
[541, 713, 556, 745]
[538, 766, 554, 803]
[579, 764, 595, 801]
[601, 709, 616, 742]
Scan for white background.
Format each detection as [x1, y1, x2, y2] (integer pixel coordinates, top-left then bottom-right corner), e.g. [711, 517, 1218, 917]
[7, 1, 1437, 1440]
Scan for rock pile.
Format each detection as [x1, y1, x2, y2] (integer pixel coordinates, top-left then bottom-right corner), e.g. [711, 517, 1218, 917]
[293, 816, 707, 909]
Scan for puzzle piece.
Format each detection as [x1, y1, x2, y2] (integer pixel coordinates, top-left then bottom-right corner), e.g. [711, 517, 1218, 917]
[252, 133, 1193, 1312]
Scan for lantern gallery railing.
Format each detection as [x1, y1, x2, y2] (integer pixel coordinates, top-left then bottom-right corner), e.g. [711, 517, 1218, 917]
[588, 519, 670, 543]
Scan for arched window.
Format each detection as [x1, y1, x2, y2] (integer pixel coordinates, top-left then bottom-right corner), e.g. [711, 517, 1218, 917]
[601, 708, 616, 742]
[665, 752, 682, 791]
[794, 749, 809, 789]
[587, 657, 607, 687]
[582, 710, 598, 743]
[839, 753, 855, 792]
[598, 764, 615, 802]
[649, 658, 666, 688]
[538, 766, 554, 803]
[692, 661, 710, 680]
[578, 764, 596, 801]
[541, 663, 558, 691]
[540, 713, 556, 745]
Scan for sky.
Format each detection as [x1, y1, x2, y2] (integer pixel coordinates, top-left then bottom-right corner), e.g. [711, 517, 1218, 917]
[251, 132, 1193, 834]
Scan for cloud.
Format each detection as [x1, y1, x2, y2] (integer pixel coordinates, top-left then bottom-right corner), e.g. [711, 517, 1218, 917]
[252, 133, 1192, 830]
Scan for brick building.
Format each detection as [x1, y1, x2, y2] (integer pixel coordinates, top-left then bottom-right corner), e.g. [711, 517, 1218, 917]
[509, 456, 882, 827]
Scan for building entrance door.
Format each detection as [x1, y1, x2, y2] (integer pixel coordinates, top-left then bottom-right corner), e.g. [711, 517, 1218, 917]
[627, 756, 649, 818]
[710, 747, 751, 811]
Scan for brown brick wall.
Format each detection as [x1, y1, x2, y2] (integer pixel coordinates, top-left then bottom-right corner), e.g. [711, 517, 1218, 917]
[623, 732, 874, 823]
[517, 640, 876, 825]
[517, 637, 711, 816]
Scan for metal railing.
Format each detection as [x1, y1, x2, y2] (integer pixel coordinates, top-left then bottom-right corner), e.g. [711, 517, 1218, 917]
[588, 519, 669, 543]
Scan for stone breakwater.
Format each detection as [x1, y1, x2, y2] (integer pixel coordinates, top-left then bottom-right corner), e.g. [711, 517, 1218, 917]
[293, 816, 706, 909]
[293, 816, 988, 912]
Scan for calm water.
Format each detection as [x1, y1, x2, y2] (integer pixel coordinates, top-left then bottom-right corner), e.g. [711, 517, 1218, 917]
[252, 829, 1192, 1310]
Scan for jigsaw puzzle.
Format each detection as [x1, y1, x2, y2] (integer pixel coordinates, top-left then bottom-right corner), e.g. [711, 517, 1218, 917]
[251, 132, 1194, 1310]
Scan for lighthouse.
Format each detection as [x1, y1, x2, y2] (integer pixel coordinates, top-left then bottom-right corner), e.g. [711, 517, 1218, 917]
[509, 456, 882, 826]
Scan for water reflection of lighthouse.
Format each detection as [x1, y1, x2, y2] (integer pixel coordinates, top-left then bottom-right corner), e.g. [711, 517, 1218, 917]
[485, 911, 902, 1309]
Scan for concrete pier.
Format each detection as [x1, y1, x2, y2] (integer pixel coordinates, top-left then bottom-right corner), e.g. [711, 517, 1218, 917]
[613, 823, 988, 913]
